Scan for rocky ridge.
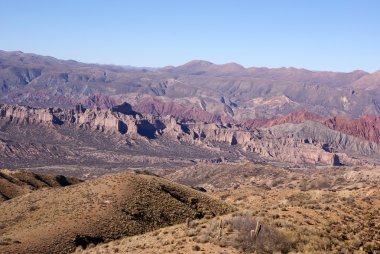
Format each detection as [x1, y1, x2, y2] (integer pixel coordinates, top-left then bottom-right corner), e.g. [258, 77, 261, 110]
[1, 103, 379, 167]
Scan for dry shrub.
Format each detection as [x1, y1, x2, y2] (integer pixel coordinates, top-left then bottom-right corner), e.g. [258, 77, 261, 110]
[226, 213, 292, 254]
[192, 245, 201, 251]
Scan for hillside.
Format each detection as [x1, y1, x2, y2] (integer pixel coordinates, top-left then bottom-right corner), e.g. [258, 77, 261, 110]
[0, 170, 81, 201]
[0, 171, 234, 254]
[78, 163, 380, 254]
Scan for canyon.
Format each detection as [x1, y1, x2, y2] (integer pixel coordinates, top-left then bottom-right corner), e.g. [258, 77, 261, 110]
[1, 102, 379, 175]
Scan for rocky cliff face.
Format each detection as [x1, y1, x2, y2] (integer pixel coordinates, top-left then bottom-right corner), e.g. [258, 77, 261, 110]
[0, 103, 171, 139]
[1, 103, 379, 167]
[0, 104, 55, 123]
[132, 98, 380, 148]
[174, 121, 372, 166]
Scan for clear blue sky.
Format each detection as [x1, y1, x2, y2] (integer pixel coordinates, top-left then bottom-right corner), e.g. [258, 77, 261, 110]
[0, 0, 379, 72]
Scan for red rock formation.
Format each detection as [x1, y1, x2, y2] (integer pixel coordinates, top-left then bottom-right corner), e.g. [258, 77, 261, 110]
[243, 110, 380, 144]
[242, 110, 324, 129]
[323, 115, 380, 144]
[265, 111, 324, 127]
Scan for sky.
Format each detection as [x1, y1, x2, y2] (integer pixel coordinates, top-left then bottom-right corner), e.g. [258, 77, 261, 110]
[0, 0, 379, 72]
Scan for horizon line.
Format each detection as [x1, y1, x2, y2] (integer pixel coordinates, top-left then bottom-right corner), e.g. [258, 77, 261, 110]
[1, 49, 377, 74]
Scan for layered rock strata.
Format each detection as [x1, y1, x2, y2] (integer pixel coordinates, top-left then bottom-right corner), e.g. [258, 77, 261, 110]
[3, 104, 379, 166]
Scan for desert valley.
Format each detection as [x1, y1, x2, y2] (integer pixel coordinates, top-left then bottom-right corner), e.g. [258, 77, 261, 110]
[0, 50, 379, 254]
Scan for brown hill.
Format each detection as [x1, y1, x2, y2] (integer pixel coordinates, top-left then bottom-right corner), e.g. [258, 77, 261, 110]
[0, 171, 234, 254]
[0, 170, 81, 202]
[79, 163, 380, 254]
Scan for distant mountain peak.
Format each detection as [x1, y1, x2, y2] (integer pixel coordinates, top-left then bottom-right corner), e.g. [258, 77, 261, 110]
[173, 60, 248, 75]
[179, 60, 214, 67]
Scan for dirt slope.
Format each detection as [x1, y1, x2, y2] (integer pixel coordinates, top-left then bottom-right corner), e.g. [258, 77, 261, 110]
[0, 171, 234, 254]
[0, 169, 81, 202]
[80, 164, 380, 254]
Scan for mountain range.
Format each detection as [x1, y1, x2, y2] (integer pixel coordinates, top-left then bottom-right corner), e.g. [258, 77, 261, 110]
[1, 50, 380, 170]
[2, 50, 380, 254]
[1, 50, 380, 120]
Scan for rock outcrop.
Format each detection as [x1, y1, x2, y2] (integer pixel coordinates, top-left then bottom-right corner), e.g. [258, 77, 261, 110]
[1, 103, 379, 166]
[0, 103, 168, 138]
[175, 122, 364, 166]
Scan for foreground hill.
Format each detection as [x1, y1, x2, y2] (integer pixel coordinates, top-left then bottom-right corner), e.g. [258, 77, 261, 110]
[79, 163, 380, 254]
[0, 170, 81, 202]
[0, 171, 234, 254]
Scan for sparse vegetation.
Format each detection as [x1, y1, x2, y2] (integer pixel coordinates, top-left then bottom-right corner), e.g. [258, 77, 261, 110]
[225, 212, 291, 253]
[0, 172, 234, 254]
[2, 163, 380, 253]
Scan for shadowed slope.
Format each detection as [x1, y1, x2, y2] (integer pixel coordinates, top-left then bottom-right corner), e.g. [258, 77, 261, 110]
[0, 170, 81, 202]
